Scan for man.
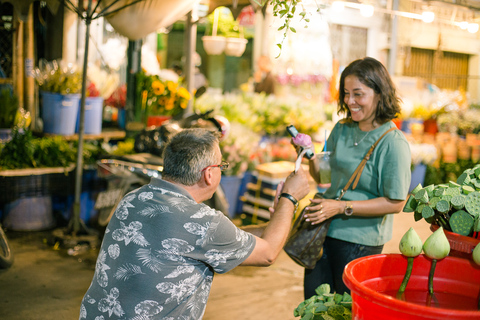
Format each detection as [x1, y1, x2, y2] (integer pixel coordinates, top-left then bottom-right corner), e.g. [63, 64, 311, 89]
[79, 128, 309, 319]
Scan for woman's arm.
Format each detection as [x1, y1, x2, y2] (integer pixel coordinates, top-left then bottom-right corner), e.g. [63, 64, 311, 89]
[304, 197, 406, 225]
[308, 156, 320, 184]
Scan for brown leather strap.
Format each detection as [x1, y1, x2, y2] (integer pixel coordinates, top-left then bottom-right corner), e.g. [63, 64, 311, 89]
[337, 127, 397, 200]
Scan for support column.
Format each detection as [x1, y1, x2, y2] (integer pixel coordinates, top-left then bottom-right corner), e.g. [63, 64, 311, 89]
[15, 18, 24, 110]
[24, 4, 35, 125]
[185, 10, 197, 115]
[125, 39, 142, 129]
[388, 0, 399, 76]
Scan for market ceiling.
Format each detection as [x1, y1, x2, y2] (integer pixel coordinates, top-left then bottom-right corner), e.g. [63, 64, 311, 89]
[432, 0, 480, 11]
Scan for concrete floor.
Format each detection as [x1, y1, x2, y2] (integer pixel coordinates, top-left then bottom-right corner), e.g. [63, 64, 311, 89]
[0, 212, 432, 320]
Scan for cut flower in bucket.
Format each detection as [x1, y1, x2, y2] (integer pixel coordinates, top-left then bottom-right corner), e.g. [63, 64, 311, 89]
[137, 71, 192, 117]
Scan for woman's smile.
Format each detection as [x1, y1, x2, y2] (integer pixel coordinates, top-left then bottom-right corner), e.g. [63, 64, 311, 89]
[344, 75, 380, 130]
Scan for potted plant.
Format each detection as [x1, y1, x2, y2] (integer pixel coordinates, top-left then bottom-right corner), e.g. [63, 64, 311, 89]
[34, 59, 82, 135]
[136, 71, 192, 126]
[0, 88, 19, 141]
[202, 7, 246, 56]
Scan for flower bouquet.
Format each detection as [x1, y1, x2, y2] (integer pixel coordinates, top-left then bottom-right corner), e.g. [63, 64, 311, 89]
[137, 71, 192, 118]
[34, 59, 82, 94]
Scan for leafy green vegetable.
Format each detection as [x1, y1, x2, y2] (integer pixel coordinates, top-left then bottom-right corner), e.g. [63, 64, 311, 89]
[0, 129, 107, 170]
[0, 88, 19, 128]
[294, 284, 352, 320]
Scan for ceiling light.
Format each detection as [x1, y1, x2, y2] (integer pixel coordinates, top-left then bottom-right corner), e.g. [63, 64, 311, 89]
[421, 11, 434, 23]
[468, 23, 479, 33]
[331, 1, 345, 12]
[459, 21, 469, 30]
[360, 4, 374, 17]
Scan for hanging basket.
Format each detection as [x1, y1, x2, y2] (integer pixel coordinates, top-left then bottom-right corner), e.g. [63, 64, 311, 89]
[225, 38, 248, 57]
[202, 36, 226, 55]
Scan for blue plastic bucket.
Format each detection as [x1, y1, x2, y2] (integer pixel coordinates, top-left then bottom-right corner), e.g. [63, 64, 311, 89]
[220, 176, 243, 218]
[4, 196, 55, 231]
[41, 92, 80, 135]
[76, 97, 104, 134]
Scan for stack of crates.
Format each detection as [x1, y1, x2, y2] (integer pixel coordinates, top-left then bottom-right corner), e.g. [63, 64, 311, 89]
[240, 161, 314, 223]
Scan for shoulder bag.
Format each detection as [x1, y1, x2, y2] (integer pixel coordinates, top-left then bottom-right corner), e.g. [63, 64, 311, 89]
[284, 127, 397, 269]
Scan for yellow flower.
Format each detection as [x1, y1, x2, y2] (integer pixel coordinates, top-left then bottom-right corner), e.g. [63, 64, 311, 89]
[180, 101, 187, 109]
[178, 87, 191, 100]
[152, 80, 165, 95]
[167, 81, 177, 92]
[158, 97, 168, 106]
[165, 98, 175, 110]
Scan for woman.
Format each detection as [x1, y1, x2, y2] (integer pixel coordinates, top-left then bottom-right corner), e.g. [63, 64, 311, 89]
[294, 57, 411, 297]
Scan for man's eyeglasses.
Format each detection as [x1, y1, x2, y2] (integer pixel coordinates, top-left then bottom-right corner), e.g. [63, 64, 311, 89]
[201, 160, 229, 172]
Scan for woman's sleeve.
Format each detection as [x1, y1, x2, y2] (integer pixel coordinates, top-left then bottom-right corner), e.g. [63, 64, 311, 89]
[377, 133, 412, 200]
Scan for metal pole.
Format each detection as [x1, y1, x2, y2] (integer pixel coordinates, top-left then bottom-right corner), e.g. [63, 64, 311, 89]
[70, 0, 92, 235]
[126, 39, 142, 125]
[185, 10, 196, 115]
[388, 0, 399, 76]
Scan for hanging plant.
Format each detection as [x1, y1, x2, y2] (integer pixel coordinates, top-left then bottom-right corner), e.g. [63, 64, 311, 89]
[252, 0, 313, 55]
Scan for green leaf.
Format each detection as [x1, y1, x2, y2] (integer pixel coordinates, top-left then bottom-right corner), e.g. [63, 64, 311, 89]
[315, 284, 331, 296]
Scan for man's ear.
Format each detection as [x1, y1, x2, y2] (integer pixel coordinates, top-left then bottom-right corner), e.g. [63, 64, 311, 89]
[203, 167, 213, 186]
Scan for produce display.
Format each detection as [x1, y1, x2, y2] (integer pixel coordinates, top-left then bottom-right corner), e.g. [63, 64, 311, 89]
[404, 164, 480, 237]
[293, 284, 352, 320]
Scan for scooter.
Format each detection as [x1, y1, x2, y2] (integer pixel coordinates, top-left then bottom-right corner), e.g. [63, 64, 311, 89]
[94, 111, 231, 227]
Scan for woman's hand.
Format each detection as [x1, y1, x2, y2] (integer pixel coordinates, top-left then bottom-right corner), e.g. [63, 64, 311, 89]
[304, 198, 344, 225]
[291, 133, 314, 155]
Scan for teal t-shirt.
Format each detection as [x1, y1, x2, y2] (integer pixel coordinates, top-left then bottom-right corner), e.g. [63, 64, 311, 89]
[322, 120, 411, 246]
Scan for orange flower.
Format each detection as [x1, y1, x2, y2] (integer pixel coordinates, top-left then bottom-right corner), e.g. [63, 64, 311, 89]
[165, 98, 175, 110]
[167, 81, 177, 92]
[157, 97, 168, 106]
[177, 87, 191, 100]
[152, 80, 165, 95]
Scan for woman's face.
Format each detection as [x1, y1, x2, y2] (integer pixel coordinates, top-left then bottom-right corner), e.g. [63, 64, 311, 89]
[343, 75, 380, 130]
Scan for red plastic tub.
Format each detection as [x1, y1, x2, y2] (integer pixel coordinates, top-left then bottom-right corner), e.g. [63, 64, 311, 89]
[343, 254, 480, 320]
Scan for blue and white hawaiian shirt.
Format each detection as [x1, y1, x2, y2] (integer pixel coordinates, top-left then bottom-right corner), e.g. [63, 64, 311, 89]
[80, 177, 255, 320]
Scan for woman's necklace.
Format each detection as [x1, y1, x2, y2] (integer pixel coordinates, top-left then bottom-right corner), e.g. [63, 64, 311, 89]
[354, 130, 370, 146]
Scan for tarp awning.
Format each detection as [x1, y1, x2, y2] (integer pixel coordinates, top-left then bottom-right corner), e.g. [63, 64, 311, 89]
[99, 0, 198, 40]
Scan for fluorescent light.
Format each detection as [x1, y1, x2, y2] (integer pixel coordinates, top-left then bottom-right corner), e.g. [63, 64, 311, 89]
[331, 1, 345, 12]
[421, 11, 434, 23]
[360, 4, 374, 17]
[468, 23, 479, 33]
[459, 21, 469, 30]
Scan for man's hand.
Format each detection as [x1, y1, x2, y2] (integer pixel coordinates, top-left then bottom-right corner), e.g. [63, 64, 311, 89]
[281, 166, 310, 203]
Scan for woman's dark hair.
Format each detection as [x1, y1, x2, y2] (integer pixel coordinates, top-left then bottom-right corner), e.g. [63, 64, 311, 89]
[338, 57, 401, 124]
[162, 128, 220, 186]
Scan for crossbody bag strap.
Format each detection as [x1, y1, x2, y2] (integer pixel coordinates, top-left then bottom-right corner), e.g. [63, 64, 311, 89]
[337, 127, 397, 200]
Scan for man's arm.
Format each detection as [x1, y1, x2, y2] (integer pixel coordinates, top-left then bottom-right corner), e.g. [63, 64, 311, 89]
[240, 167, 310, 266]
